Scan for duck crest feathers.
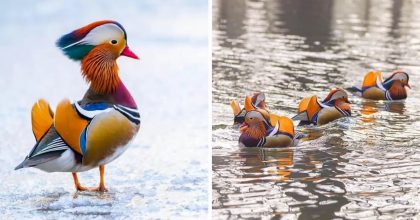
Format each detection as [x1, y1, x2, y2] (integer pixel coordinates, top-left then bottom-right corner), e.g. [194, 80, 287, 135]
[56, 20, 126, 61]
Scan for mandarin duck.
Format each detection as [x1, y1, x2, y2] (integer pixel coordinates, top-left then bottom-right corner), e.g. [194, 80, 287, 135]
[236, 96, 299, 148]
[292, 88, 351, 126]
[230, 92, 267, 124]
[352, 70, 410, 100]
[15, 20, 140, 192]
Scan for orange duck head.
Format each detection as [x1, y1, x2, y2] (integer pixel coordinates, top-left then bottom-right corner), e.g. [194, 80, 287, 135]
[56, 20, 139, 94]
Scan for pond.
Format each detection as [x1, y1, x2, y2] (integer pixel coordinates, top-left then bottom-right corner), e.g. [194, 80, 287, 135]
[212, 0, 420, 219]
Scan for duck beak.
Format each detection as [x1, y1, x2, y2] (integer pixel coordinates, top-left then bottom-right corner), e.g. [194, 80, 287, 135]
[121, 46, 139, 59]
[345, 97, 351, 104]
[240, 122, 248, 133]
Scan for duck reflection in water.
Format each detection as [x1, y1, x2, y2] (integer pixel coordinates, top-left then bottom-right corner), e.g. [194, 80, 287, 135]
[360, 100, 406, 123]
[259, 148, 294, 182]
[235, 147, 326, 183]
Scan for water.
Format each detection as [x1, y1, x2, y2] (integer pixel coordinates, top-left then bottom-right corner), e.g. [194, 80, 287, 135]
[0, 0, 208, 219]
[212, 0, 420, 219]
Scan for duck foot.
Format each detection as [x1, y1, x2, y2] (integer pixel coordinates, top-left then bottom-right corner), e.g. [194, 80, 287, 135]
[76, 185, 109, 192]
[73, 182, 108, 192]
[72, 165, 108, 192]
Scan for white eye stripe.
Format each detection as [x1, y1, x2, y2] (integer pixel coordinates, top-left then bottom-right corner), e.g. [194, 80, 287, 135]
[330, 90, 348, 101]
[318, 99, 330, 108]
[392, 73, 408, 81]
[377, 76, 387, 91]
[82, 23, 125, 45]
[245, 111, 265, 121]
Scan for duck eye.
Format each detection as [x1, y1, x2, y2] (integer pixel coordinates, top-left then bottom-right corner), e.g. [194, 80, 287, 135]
[111, 40, 117, 44]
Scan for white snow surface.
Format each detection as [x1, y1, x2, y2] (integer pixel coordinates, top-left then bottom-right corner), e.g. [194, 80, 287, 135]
[0, 0, 209, 219]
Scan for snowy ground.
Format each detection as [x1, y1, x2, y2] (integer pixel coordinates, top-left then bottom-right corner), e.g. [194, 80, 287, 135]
[0, 1, 208, 219]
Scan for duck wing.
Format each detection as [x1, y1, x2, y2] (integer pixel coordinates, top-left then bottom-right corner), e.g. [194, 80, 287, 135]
[292, 96, 320, 123]
[15, 126, 70, 170]
[362, 71, 386, 91]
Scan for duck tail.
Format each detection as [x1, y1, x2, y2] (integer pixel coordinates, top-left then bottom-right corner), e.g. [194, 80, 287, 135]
[294, 132, 305, 140]
[292, 132, 306, 146]
[14, 158, 29, 170]
[347, 86, 363, 96]
[291, 112, 309, 121]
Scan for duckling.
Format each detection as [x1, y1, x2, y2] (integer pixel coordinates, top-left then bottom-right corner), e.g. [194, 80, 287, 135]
[352, 70, 410, 100]
[292, 88, 351, 126]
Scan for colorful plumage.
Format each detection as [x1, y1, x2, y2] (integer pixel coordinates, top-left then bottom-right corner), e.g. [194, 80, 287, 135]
[230, 92, 267, 124]
[292, 88, 351, 126]
[15, 20, 140, 192]
[352, 70, 411, 100]
[231, 94, 300, 148]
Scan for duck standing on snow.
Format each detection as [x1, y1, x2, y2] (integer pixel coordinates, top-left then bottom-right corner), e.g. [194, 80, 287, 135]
[352, 70, 410, 100]
[292, 88, 351, 126]
[15, 20, 140, 192]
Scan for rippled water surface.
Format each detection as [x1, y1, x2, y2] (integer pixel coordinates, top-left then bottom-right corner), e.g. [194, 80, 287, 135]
[213, 0, 420, 219]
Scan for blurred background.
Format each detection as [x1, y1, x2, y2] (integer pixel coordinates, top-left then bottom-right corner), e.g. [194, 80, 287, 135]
[213, 0, 420, 219]
[0, 0, 208, 219]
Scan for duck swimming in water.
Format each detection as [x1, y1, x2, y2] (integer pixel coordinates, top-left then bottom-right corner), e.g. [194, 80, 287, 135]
[15, 20, 140, 192]
[292, 88, 351, 126]
[234, 96, 299, 148]
[352, 70, 410, 100]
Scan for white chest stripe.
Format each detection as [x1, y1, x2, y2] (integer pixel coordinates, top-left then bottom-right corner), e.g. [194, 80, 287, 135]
[113, 105, 141, 125]
[318, 99, 330, 108]
[385, 91, 393, 100]
[74, 102, 140, 124]
[74, 102, 112, 119]
[268, 122, 279, 136]
[376, 76, 387, 91]
[114, 105, 140, 120]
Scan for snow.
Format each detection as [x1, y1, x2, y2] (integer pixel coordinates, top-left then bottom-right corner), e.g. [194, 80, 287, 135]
[0, 0, 209, 219]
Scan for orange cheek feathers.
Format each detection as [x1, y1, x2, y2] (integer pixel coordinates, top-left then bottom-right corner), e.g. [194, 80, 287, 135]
[81, 44, 120, 94]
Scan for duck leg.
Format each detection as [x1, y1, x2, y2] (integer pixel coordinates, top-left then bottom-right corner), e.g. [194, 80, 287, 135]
[72, 172, 88, 191]
[96, 165, 108, 192]
[71, 166, 108, 192]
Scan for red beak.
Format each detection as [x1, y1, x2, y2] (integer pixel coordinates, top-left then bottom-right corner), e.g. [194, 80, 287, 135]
[406, 83, 411, 89]
[121, 46, 139, 59]
[239, 122, 248, 133]
[345, 98, 351, 104]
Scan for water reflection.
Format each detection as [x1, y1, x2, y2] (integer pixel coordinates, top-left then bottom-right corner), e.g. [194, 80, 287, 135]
[259, 148, 293, 182]
[384, 100, 406, 113]
[360, 100, 379, 123]
[213, 0, 420, 219]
